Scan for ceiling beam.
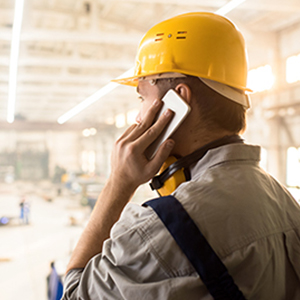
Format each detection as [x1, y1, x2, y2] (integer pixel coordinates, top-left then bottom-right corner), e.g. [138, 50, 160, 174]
[115, 0, 221, 7]
[0, 28, 142, 45]
[0, 56, 133, 70]
[100, 0, 117, 18]
[0, 85, 102, 95]
[0, 84, 134, 96]
[2, 2, 300, 23]
[122, 0, 300, 12]
[241, 1, 300, 13]
[0, 120, 115, 131]
[0, 73, 111, 84]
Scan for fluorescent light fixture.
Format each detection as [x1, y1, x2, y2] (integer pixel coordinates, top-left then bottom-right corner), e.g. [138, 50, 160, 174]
[57, 67, 134, 124]
[215, 0, 246, 16]
[7, 0, 25, 123]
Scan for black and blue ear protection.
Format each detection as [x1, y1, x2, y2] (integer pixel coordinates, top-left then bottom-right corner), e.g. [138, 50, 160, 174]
[150, 135, 244, 196]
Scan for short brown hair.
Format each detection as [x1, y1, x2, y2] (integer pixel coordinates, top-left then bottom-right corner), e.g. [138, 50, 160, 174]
[155, 75, 246, 134]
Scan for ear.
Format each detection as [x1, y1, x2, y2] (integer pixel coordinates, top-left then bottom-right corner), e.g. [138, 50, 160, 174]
[174, 83, 192, 104]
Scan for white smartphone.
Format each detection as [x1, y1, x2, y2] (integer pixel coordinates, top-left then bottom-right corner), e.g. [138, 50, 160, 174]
[145, 89, 191, 159]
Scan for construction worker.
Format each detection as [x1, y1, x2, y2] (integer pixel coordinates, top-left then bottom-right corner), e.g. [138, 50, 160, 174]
[62, 12, 300, 299]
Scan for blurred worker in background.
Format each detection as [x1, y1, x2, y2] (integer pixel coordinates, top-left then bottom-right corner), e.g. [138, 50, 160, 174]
[62, 12, 300, 299]
[19, 195, 30, 225]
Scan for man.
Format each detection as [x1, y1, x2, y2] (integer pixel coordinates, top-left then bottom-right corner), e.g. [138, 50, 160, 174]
[62, 12, 300, 299]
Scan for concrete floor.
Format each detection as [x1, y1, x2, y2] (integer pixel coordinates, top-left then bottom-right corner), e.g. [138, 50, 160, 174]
[0, 181, 88, 300]
[0, 180, 156, 300]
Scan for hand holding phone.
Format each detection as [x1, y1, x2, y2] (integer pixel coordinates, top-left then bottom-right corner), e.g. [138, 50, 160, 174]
[145, 89, 191, 159]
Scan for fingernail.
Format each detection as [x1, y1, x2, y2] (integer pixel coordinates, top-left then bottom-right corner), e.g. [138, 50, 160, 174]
[153, 99, 159, 107]
[164, 109, 172, 117]
[167, 140, 175, 148]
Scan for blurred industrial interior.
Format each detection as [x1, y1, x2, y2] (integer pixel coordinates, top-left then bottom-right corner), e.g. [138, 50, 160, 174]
[1, 0, 300, 299]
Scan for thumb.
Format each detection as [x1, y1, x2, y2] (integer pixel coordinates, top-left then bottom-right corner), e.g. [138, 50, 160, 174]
[150, 139, 175, 173]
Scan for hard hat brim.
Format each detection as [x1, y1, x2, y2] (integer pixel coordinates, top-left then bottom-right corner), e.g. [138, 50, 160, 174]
[111, 71, 253, 94]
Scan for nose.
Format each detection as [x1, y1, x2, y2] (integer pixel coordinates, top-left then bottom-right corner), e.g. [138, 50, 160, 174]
[135, 112, 142, 124]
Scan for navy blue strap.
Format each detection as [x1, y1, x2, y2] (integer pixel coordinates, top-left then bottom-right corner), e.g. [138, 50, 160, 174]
[143, 196, 246, 300]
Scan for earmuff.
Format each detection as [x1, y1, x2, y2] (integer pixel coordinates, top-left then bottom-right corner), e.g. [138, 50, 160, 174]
[150, 135, 244, 196]
[150, 156, 190, 197]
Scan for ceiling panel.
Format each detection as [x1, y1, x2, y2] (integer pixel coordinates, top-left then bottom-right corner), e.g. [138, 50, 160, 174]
[0, 0, 300, 127]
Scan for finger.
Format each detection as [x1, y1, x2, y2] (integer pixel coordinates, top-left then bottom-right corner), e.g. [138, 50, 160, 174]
[116, 123, 138, 143]
[125, 99, 163, 142]
[148, 139, 175, 174]
[134, 108, 174, 152]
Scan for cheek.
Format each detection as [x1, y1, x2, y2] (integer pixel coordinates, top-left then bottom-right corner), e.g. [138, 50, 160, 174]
[138, 101, 153, 121]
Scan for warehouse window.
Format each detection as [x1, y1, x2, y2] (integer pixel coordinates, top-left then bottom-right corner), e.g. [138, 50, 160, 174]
[286, 147, 300, 203]
[286, 54, 300, 83]
[286, 147, 300, 188]
[260, 147, 267, 171]
[247, 64, 274, 93]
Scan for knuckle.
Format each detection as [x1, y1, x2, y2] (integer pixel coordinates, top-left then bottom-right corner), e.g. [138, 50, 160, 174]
[137, 121, 148, 131]
[114, 140, 120, 150]
[126, 144, 136, 156]
[115, 139, 125, 150]
[146, 126, 156, 138]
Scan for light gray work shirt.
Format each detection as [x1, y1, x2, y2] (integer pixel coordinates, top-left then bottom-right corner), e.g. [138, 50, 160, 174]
[62, 143, 300, 299]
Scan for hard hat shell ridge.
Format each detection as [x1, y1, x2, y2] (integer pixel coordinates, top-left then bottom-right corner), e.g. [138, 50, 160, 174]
[112, 12, 251, 92]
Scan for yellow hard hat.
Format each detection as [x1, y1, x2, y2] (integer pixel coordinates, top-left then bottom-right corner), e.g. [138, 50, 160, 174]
[112, 12, 250, 92]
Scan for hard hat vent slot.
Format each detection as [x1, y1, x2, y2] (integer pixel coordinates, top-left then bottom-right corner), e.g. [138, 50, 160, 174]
[176, 31, 187, 39]
[155, 33, 164, 42]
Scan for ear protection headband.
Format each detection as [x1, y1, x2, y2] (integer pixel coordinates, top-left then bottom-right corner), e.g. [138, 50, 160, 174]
[150, 135, 244, 196]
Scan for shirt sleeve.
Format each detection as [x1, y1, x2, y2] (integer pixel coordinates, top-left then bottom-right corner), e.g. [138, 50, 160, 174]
[61, 202, 201, 300]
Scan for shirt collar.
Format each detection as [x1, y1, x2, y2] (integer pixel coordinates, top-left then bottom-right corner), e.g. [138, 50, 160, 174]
[190, 143, 261, 180]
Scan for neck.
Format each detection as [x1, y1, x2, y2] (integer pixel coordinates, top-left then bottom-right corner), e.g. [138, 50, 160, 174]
[172, 129, 239, 158]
